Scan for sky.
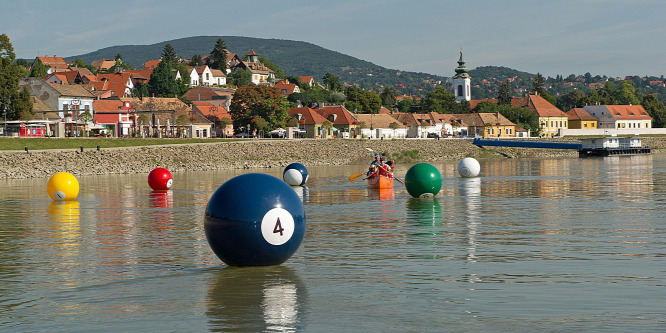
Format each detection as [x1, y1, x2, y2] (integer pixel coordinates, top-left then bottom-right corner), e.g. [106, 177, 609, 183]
[3, 0, 666, 78]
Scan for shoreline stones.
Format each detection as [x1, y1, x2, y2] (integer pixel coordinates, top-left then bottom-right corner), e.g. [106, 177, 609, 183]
[1, 138, 664, 179]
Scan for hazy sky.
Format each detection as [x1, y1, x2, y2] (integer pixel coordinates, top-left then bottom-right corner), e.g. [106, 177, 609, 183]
[4, 0, 665, 78]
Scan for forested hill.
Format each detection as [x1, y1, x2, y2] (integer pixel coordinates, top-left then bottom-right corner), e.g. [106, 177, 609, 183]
[67, 36, 447, 95]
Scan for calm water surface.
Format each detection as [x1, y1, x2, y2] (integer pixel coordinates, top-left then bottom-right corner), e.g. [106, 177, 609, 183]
[1, 155, 665, 332]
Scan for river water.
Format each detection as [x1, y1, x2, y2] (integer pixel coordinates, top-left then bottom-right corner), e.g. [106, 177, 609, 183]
[1, 155, 664, 332]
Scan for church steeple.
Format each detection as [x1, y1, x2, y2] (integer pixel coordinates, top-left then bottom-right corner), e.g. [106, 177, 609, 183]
[453, 51, 469, 78]
[452, 50, 471, 102]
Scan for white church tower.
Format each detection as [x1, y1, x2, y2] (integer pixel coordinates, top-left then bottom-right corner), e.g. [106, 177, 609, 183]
[452, 51, 471, 102]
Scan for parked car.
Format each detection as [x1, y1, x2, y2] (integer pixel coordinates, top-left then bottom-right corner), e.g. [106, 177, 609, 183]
[427, 132, 440, 138]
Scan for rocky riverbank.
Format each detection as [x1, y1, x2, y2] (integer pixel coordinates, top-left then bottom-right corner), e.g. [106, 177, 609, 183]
[1, 138, 664, 179]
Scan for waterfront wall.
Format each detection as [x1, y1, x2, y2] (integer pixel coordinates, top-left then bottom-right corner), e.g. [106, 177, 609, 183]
[560, 128, 666, 136]
[1, 138, 664, 179]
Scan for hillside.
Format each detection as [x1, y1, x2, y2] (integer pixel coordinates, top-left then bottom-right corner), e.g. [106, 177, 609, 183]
[67, 36, 446, 95]
[67, 36, 665, 102]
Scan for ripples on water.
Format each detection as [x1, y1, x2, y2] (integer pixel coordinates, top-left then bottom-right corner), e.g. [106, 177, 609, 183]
[1, 155, 665, 332]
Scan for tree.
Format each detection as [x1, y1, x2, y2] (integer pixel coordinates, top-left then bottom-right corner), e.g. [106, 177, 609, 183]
[147, 60, 180, 97]
[190, 54, 203, 67]
[323, 72, 341, 92]
[138, 114, 150, 138]
[175, 62, 191, 94]
[556, 90, 586, 111]
[259, 57, 284, 78]
[322, 120, 333, 137]
[532, 72, 545, 95]
[71, 58, 87, 68]
[219, 117, 232, 137]
[161, 43, 178, 66]
[228, 69, 252, 87]
[613, 81, 641, 105]
[134, 83, 149, 98]
[229, 84, 289, 132]
[287, 86, 331, 107]
[476, 102, 540, 136]
[389, 121, 400, 137]
[285, 117, 299, 128]
[397, 97, 413, 113]
[1, 34, 33, 120]
[78, 110, 94, 137]
[29, 60, 48, 78]
[642, 94, 666, 128]
[210, 39, 228, 71]
[115, 53, 123, 62]
[422, 86, 458, 113]
[497, 81, 512, 105]
[345, 86, 381, 114]
[379, 87, 396, 108]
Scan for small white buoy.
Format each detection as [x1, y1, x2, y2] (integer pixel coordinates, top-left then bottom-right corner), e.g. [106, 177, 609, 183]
[458, 158, 481, 178]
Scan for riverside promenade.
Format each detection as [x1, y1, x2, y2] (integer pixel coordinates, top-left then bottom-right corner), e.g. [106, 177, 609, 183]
[1, 138, 664, 179]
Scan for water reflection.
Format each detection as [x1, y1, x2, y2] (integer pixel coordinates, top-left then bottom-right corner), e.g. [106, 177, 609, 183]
[461, 178, 481, 265]
[48, 200, 81, 251]
[149, 190, 173, 208]
[291, 186, 309, 203]
[406, 198, 442, 227]
[206, 266, 306, 332]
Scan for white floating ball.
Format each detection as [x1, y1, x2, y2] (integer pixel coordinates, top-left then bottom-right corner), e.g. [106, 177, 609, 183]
[458, 157, 481, 178]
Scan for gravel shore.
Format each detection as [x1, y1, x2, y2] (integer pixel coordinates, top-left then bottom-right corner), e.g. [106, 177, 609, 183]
[1, 138, 664, 179]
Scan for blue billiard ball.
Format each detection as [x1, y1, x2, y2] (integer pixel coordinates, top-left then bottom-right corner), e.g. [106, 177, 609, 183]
[204, 173, 306, 267]
[283, 163, 309, 186]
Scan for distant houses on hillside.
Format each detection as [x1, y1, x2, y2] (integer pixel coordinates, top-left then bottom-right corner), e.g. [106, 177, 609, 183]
[5, 50, 663, 139]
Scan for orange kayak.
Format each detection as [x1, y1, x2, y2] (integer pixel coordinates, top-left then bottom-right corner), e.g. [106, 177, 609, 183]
[367, 175, 394, 189]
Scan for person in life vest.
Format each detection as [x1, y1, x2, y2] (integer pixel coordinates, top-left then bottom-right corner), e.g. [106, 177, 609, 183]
[377, 158, 394, 179]
[365, 153, 382, 179]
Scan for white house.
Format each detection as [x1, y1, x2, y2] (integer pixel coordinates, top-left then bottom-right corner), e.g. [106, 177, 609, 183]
[354, 114, 408, 139]
[584, 105, 652, 130]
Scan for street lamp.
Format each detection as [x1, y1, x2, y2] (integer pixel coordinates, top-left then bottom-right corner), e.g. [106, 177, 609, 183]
[2, 96, 10, 137]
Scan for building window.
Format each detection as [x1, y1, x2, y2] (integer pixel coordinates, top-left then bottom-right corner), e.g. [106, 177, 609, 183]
[584, 123, 587, 128]
[457, 85, 463, 96]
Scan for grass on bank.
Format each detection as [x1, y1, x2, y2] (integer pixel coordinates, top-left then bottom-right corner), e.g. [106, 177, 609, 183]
[0, 138, 240, 151]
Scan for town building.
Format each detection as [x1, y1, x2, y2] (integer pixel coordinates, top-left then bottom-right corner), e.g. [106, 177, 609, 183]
[452, 51, 471, 102]
[583, 105, 652, 130]
[566, 108, 598, 129]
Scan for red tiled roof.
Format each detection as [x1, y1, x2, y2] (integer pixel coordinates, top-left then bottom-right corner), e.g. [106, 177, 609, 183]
[274, 81, 299, 95]
[354, 114, 405, 128]
[596, 105, 652, 120]
[317, 106, 358, 125]
[378, 107, 392, 114]
[289, 107, 327, 124]
[515, 94, 567, 117]
[298, 76, 314, 84]
[193, 101, 231, 119]
[210, 69, 226, 77]
[46, 73, 69, 84]
[36, 56, 68, 70]
[566, 108, 597, 121]
[94, 72, 133, 97]
[144, 60, 161, 69]
[93, 99, 125, 112]
[124, 69, 153, 80]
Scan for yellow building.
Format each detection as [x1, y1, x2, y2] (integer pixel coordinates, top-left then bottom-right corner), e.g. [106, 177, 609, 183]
[517, 94, 569, 137]
[457, 112, 517, 138]
[566, 108, 598, 129]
